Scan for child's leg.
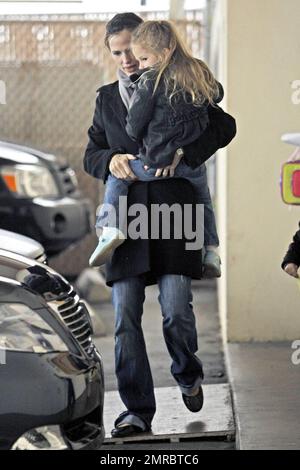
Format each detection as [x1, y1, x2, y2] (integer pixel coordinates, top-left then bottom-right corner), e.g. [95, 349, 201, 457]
[126, 158, 159, 181]
[130, 159, 220, 248]
[173, 162, 221, 278]
[96, 174, 132, 232]
[173, 162, 219, 247]
[90, 174, 132, 267]
[96, 159, 161, 232]
[90, 158, 167, 267]
[128, 159, 221, 276]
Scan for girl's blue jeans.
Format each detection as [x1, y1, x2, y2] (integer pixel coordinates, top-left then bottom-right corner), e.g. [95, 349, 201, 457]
[96, 159, 219, 247]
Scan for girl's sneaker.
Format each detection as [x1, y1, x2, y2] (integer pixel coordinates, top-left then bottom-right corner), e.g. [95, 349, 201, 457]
[89, 227, 125, 267]
[202, 250, 221, 278]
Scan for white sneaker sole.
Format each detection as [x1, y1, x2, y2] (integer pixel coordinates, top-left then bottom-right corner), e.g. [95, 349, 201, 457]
[89, 238, 125, 267]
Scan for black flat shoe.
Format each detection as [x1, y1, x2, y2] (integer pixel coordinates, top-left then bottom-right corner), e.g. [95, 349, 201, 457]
[182, 385, 204, 412]
[111, 424, 145, 438]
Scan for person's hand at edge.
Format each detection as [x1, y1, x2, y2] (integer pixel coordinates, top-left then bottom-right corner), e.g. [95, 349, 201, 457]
[109, 154, 138, 180]
[284, 263, 299, 278]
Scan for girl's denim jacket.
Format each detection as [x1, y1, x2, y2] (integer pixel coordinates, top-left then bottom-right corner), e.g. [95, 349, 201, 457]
[125, 68, 223, 169]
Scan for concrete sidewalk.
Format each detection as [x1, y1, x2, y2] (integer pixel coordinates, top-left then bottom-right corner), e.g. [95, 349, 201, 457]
[91, 281, 300, 450]
[226, 342, 300, 450]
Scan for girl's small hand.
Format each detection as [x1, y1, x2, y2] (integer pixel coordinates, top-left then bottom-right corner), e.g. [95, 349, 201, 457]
[143, 149, 183, 177]
[143, 165, 166, 177]
[284, 263, 299, 278]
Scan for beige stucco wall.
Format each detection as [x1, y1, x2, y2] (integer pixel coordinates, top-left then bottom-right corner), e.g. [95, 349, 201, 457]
[213, 0, 300, 341]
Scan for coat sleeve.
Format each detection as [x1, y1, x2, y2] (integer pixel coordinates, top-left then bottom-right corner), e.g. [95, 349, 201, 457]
[214, 81, 224, 104]
[83, 92, 125, 183]
[182, 121, 221, 168]
[182, 82, 236, 168]
[281, 223, 300, 269]
[125, 79, 155, 143]
[181, 81, 223, 168]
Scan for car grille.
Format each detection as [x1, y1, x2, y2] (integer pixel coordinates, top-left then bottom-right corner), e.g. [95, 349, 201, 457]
[56, 286, 94, 356]
[56, 163, 78, 195]
[35, 253, 47, 264]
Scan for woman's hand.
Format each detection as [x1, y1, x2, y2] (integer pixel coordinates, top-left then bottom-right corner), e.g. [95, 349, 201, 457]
[144, 148, 184, 177]
[284, 263, 299, 278]
[109, 154, 138, 180]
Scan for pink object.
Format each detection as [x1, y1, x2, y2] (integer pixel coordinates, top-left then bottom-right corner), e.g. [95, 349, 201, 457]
[292, 170, 300, 197]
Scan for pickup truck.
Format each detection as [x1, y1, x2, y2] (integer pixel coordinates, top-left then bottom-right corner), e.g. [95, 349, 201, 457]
[0, 141, 93, 256]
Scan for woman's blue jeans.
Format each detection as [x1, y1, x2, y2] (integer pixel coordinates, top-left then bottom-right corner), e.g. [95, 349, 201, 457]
[112, 274, 204, 431]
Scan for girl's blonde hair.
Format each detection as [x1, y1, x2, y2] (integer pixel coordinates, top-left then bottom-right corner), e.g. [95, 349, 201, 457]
[132, 20, 219, 106]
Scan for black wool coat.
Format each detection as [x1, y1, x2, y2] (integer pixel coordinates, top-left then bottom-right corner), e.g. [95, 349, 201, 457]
[83, 81, 211, 286]
[281, 222, 300, 270]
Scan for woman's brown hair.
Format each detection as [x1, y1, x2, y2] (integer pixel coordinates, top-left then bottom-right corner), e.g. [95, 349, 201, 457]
[104, 12, 143, 49]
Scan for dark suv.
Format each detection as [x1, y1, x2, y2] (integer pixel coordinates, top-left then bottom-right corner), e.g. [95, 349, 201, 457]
[0, 141, 93, 256]
[0, 245, 105, 450]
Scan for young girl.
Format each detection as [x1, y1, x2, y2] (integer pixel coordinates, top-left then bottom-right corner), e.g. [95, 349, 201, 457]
[89, 20, 222, 268]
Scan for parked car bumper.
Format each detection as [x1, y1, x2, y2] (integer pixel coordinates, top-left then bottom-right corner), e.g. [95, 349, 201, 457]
[0, 348, 105, 450]
[0, 195, 94, 255]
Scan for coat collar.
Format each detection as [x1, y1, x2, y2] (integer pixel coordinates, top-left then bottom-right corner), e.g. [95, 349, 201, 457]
[98, 81, 127, 127]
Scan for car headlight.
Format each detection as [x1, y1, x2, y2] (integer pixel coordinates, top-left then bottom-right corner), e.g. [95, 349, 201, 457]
[0, 164, 59, 198]
[0, 303, 68, 353]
